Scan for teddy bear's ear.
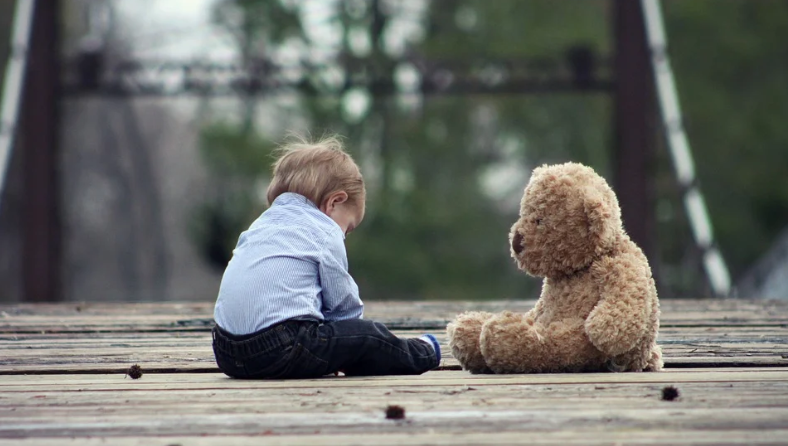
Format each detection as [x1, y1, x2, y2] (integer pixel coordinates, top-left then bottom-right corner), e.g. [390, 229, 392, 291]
[584, 189, 618, 253]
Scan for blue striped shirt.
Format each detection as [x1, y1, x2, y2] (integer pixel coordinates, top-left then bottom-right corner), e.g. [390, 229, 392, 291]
[213, 192, 364, 335]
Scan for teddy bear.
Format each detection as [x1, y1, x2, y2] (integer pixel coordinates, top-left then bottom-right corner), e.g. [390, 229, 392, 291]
[447, 162, 662, 374]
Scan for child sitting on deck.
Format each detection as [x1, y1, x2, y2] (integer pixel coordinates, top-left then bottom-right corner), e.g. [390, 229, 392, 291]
[212, 136, 440, 379]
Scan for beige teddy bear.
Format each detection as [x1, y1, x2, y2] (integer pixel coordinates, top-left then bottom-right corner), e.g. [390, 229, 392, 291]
[447, 162, 662, 373]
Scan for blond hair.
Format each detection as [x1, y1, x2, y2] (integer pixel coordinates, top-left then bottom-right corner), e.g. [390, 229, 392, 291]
[266, 135, 365, 208]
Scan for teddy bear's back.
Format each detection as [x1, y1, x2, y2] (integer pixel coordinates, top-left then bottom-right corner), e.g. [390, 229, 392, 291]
[533, 234, 660, 372]
[614, 235, 660, 333]
[615, 237, 661, 370]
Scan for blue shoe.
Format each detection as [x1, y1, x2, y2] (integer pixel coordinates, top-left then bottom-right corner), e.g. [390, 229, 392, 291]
[419, 334, 441, 362]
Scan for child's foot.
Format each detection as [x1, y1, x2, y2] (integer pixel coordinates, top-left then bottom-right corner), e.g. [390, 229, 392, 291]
[419, 334, 441, 362]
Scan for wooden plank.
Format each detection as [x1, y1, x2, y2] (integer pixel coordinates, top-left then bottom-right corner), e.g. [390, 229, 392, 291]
[1, 300, 787, 373]
[3, 324, 788, 373]
[4, 385, 786, 422]
[2, 407, 787, 439]
[5, 335, 784, 358]
[1, 301, 787, 445]
[2, 325, 788, 374]
[3, 375, 785, 401]
[1, 298, 784, 317]
[3, 325, 784, 344]
[2, 368, 787, 388]
[4, 356, 786, 375]
[3, 430, 788, 446]
[5, 385, 788, 416]
[2, 300, 787, 334]
[1, 371, 787, 443]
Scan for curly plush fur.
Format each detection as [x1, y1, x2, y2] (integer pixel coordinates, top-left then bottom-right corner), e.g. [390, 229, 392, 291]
[447, 162, 662, 374]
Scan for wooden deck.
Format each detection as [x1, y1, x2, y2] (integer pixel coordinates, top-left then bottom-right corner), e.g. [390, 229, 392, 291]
[1, 299, 787, 445]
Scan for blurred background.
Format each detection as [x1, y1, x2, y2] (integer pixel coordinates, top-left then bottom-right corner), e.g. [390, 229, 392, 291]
[1, 0, 786, 303]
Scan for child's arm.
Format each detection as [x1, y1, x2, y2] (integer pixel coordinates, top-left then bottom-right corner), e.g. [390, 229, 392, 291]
[318, 234, 364, 320]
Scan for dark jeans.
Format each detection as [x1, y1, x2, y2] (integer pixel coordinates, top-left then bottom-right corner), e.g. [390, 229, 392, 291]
[212, 318, 439, 379]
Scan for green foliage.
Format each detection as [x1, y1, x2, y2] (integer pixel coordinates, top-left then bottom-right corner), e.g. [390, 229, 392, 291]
[346, 98, 526, 300]
[189, 122, 275, 270]
[422, 0, 609, 58]
[192, 0, 788, 298]
[189, 191, 259, 270]
[191, 0, 613, 299]
[199, 122, 275, 178]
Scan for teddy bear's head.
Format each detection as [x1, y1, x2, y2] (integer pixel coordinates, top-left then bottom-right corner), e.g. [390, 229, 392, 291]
[509, 162, 622, 278]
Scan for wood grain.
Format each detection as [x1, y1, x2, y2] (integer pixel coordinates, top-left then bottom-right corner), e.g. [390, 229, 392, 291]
[2, 299, 787, 334]
[1, 370, 787, 444]
[1, 300, 787, 445]
[2, 325, 787, 374]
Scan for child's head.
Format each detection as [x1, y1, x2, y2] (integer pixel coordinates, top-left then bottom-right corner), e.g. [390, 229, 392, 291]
[266, 135, 365, 235]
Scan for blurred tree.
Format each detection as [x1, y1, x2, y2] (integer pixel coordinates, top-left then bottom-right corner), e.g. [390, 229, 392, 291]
[193, 0, 788, 299]
[193, 0, 612, 299]
[188, 0, 296, 269]
[190, 122, 276, 270]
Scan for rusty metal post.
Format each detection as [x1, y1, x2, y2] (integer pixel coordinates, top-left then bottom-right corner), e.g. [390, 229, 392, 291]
[21, 0, 62, 302]
[613, 0, 656, 265]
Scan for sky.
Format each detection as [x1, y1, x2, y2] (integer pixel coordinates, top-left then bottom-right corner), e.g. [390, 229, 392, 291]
[112, 0, 236, 60]
[110, 0, 427, 60]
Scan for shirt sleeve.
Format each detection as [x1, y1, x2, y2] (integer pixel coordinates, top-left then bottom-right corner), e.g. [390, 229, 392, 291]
[318, 231, 364, 321]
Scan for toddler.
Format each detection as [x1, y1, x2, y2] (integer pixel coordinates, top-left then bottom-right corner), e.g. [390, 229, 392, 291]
[212, 136, 440, 379]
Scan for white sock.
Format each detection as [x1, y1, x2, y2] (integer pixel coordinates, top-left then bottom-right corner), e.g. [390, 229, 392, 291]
[419, 335, 435, 351]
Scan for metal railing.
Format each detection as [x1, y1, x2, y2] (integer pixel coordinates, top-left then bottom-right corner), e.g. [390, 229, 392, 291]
[641, 0, 732, 297]
[0, 0, 36, 210]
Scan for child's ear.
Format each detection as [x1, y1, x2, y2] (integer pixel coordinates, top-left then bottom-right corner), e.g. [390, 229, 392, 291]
[333, 191, 349, 205]
[324, 191, 349, 211]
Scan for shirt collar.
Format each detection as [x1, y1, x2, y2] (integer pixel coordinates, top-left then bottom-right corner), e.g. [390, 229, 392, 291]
[272, 192, 318, 209]
[272, 192, 345, 239]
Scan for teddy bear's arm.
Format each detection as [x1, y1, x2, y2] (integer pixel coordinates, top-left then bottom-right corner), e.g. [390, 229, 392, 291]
[584, 254, 653, 357]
